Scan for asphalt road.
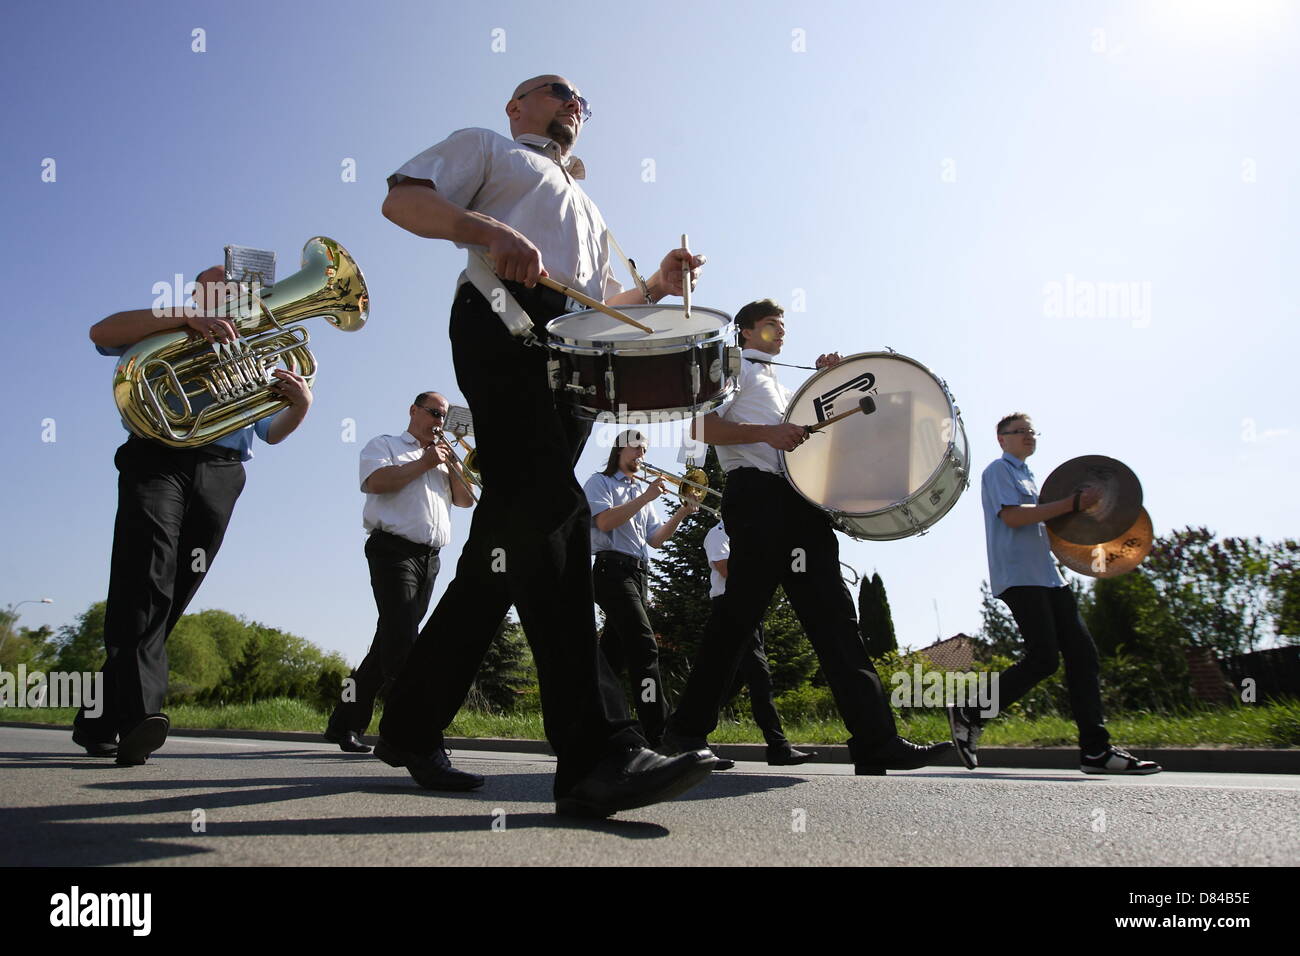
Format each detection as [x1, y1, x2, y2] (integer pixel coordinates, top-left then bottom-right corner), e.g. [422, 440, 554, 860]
[3, 726, 1297, 867]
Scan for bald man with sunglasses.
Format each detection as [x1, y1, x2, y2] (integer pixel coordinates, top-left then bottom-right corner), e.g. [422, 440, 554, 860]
[376, 75, 716, 816]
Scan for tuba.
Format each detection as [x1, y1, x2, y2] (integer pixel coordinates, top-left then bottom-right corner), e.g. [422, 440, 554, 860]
[112, 236, 368, 447]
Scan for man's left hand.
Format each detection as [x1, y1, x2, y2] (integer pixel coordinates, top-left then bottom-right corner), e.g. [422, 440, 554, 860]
[269, 369, 312, 407]
[815, 352, 843, 369]
[656, 248, 706, 297]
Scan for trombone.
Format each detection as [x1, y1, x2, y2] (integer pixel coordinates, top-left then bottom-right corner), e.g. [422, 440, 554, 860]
[630, 461, 722, 518]
[432, 428, 481, 503]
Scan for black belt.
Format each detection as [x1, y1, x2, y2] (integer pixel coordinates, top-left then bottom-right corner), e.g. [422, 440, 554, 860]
[126, 434, 243, 462]
[369, 528, 440, 555]
[595, 550, 647, 574]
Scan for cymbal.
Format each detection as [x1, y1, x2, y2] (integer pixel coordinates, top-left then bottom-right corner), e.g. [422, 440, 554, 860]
[1042, 455, 1143, 545]
[1049, 507, 1153, 578]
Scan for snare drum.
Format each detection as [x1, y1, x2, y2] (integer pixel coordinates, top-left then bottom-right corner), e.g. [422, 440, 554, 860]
[780, 352, 969, 540]
[545, 305, 739, 419]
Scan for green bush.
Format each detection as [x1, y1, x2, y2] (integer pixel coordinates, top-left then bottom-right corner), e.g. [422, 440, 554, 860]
[1265, 700, 1300, 746]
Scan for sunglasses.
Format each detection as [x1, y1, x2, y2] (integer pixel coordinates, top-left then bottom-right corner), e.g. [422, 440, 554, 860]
[517, 82, 592, 122]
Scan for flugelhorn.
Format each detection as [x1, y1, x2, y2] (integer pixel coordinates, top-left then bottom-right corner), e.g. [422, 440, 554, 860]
[632, 461, 721, 517]
[112, 237, 368, 447]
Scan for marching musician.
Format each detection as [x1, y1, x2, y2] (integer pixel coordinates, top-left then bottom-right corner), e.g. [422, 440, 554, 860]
[660, 298, 952, 773]
[323, 392, 473, 754]
[74, 266, 312, 765]
[584, 429, 697, 748]
[947, 413, 1161, 774]
[703, 520, 815, 767]
[374, 74, 717, 814]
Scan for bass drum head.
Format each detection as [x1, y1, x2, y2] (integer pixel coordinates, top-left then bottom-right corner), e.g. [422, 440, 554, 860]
[780, 352, 967, 540]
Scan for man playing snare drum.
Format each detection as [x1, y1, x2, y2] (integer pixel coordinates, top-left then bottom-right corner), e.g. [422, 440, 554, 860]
[375, 74, 717, 816]
[660, 298, 952, 773]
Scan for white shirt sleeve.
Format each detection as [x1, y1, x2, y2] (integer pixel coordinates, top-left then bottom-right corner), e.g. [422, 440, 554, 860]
[359, 436, 395, 492]
[704, 523, 730, 564]
[388, 128, 490, 209]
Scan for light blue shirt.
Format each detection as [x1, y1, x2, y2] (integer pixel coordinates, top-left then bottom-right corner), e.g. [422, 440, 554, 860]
[981, 452, 1064, 596]
[584, 471, 663, 563]
[98, 342, 272, 461]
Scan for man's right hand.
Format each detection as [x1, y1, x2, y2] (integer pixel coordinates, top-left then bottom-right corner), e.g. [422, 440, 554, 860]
[640, 477, 667, 502]
[764, 423, 808, 452]
[488, 228, 547, 287]
[420, 441, 451, 470]
[1077, 486, 1103, 510]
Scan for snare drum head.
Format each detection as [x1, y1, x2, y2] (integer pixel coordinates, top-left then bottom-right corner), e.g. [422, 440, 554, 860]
[546, 305, 730, 349]
[782, 353, 958, 518]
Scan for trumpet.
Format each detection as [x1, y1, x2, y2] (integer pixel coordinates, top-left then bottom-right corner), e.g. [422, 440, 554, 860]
[631, 461, 722, 517]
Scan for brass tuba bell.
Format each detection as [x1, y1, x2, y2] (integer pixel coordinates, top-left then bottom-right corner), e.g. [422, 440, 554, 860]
[112, 236, 369, 447]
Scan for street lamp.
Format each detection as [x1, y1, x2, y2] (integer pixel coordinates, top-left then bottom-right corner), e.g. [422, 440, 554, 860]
[0, 598, 54, 657]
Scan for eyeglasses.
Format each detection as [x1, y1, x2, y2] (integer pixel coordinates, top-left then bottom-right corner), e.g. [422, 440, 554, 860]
[999, 428, 1039, 437]
[517, 82, 592, 122]
[416, 405, 446, 420]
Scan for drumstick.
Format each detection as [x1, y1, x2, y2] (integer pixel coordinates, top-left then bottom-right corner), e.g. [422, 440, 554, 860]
[803, 396, 877, 435]
[536, 276, 654, 333]
[681, 233, 691, 320]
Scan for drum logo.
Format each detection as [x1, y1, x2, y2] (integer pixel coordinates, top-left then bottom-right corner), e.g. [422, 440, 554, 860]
[812, 372, 876, 423]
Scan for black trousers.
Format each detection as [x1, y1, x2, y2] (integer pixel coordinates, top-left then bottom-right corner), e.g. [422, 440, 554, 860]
[714, 597, 788, 747]
[328, 531, 440, 735]
[75, 436, 246, 740]
[667, 469, 896, 761]
[997, 585, 1110, 753]
[379, 283, 641, 797]
[593, 553, 668, 746]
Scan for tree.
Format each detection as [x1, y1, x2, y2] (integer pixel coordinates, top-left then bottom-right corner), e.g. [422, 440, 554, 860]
[648, 448, 727, 699]
[52, 602, 108, 674]
[1143, 527, 1284, 658]
[0, 607, 58, 671]
[466, 617, 533, 712]
[973, 581, 1020, 660]
[858, 572, 898, 658]
[1084, 569, 1192, 712]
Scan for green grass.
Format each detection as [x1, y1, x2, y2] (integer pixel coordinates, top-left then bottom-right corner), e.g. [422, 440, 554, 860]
[6, 699, 1299, 747]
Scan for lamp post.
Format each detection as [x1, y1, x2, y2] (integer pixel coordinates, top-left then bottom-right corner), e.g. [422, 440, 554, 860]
[0, 598, 54, 658]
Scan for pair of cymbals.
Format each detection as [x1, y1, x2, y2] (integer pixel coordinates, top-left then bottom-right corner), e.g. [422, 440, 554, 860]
[1042, 456, 1152, 578]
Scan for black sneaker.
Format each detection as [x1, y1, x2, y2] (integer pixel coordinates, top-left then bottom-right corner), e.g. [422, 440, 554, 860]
[1080, 746, 1162, 775]
[946, 705, 984, 770]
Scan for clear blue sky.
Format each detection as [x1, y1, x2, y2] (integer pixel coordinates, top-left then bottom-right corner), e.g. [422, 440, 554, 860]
[3, 0, 1296, 661]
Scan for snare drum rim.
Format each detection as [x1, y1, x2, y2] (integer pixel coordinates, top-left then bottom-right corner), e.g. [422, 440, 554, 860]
[545, 305, 734, 354]
[778, 350, 967, 528]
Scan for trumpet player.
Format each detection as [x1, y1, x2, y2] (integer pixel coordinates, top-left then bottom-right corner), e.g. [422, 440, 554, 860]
[74, 266, 313, 766]
[324, 392, 474, 753]
[583, 430, 698, 747]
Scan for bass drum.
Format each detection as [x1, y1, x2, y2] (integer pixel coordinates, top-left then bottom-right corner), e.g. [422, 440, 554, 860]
[780, 352, 969, 540]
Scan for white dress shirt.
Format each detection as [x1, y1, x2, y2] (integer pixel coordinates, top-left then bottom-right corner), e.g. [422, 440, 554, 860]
[703, 521, 731, 598]
[713, 349, 794, 474]
[359, 432, 453, 549]
[389, 128, 623, 303]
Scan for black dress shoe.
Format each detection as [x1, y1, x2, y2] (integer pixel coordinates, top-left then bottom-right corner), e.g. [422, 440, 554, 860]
[657, 732, 735, 771]
[853, 736, 953, 775]
[115, 714, 170, 766]
[324, 728, 373, 753]
[767, 744, 817, 766]
[374, 738, 484, 791]
[72, 728, 118, 757]
[556, 746, 718, 818]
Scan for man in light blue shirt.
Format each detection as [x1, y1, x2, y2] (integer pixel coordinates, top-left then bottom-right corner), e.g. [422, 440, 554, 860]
[73, 265, 312, 766]
[948, 412, 1160, 776]
[583, 430, 696, 746]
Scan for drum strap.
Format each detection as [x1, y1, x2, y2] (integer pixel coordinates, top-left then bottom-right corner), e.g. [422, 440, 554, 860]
[605, 228, 653, 304]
